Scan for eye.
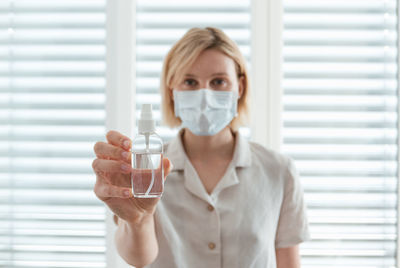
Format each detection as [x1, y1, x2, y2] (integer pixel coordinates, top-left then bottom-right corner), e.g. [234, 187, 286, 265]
[212, 78, 227, 86]
[184, 79, 197, 86]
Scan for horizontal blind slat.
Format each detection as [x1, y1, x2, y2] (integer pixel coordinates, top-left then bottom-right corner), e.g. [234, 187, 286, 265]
[283, 0, 397, 265]
[3, 0, 107, 266]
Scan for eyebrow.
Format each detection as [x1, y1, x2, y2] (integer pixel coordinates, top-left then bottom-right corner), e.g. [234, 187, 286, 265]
[184, 72, 229, 77]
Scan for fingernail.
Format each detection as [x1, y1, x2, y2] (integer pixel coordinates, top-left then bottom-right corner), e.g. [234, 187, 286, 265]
[170, 162, 174, 170]
[121, 164, 131, 171]
[121, 151, 129, 160]
[124, 189, 131, 197]
[123, 140, 130, 149]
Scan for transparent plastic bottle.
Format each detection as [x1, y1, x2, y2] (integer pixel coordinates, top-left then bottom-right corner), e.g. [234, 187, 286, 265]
[131, 104, 164, 198]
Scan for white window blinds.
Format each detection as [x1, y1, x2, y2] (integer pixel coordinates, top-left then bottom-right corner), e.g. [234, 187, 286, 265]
[1, 0, 107, 267]
[135, 0, 251, 142]
[282, 0, 398, 267]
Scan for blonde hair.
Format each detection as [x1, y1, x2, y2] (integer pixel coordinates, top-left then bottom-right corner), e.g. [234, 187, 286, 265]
[160, 27, 250, 131]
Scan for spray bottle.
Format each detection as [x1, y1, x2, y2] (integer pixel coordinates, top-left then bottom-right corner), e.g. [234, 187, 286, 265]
[131, 104, 164, 198]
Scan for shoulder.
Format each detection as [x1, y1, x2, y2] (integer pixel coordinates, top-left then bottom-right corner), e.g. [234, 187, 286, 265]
[247, 140, 292, 171]
[163, 141, 171, 152]
[248, 141, 304, 202]
[246, 140, 299, 188]
[162, 134, 180, 155]
[162, 132, 186, 170]
[162, 129, 184, 155]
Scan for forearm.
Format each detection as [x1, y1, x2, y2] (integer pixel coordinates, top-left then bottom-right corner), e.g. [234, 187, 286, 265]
[114, 214, 159, 267]
[276, 245, 300, 268]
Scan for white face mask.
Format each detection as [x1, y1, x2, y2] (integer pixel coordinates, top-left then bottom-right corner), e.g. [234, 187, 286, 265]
[173, 88, 239, 136]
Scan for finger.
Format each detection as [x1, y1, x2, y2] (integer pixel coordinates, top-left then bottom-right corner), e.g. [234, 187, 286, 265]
[163, 157, 173, 179]
[94, 169, 131, 189]
[94, 141, 131, 163]
[94, 181, 132, 199]
[92, 158, 132, 174]
[106, 130, 132, 151]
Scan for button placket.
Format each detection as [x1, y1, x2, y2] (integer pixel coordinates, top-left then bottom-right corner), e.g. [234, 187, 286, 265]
[205, 201, 221, 267]
[208, 242, 216, 250]
[206, 203, 217, 250]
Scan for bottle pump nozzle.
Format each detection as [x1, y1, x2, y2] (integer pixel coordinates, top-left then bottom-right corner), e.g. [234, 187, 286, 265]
[138, 104, 155, 134]
[138, 104, 155, 151]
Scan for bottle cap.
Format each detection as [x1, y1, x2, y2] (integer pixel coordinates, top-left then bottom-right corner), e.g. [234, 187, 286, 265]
[138, 104, 155, 133]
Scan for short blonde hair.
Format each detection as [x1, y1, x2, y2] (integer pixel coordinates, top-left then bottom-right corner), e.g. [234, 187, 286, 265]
[160, 27, 250, 131]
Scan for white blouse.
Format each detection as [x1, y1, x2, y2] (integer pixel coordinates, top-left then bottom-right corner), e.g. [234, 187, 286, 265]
[145, 129, 311, 268]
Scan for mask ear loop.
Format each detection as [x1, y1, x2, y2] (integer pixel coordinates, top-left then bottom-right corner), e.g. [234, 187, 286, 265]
[234, 90, 239, 117]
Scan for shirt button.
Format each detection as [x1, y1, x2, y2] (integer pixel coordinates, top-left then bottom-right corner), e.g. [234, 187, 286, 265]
[208, 242, 216, 250]
[207, 204, 214, 211]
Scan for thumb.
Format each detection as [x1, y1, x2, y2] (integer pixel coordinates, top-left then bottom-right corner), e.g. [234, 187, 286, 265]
[163, 157, 173, 180]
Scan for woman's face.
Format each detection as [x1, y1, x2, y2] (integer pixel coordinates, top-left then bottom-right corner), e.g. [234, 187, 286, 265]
[172, 49, 244, 97]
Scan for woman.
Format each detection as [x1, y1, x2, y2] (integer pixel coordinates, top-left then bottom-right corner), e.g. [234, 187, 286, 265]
[92, 27, 310, 268]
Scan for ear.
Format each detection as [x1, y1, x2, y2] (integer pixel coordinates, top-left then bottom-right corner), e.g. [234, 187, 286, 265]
[238, 75, 245, 99]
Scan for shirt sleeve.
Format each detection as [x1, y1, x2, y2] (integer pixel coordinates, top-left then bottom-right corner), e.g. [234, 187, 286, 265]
[275, 157, 311, 249]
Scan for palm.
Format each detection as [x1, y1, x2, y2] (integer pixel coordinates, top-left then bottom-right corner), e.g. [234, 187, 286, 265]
[101, 172, 160, 222]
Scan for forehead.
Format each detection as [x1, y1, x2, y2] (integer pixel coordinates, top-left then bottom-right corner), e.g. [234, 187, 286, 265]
[184, 49, 236, 76]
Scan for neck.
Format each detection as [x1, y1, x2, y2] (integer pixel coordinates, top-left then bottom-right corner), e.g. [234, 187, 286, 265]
[181, 127, 236, 161]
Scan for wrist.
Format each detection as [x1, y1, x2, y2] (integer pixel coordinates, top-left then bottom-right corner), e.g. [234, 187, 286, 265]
[120, 213, 154, 230]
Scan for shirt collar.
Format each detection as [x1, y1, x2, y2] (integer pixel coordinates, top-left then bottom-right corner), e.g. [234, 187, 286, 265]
[232, 129, 252, 168]
[164, 128, 252, 171]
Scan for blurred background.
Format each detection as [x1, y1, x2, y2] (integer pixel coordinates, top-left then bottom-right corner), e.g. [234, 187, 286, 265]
[2, 0, 399, 267]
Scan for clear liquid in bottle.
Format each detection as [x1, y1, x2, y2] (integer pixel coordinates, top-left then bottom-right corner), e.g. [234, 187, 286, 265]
[131, 151, 164, 198]
[131, 104, 164, 198]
